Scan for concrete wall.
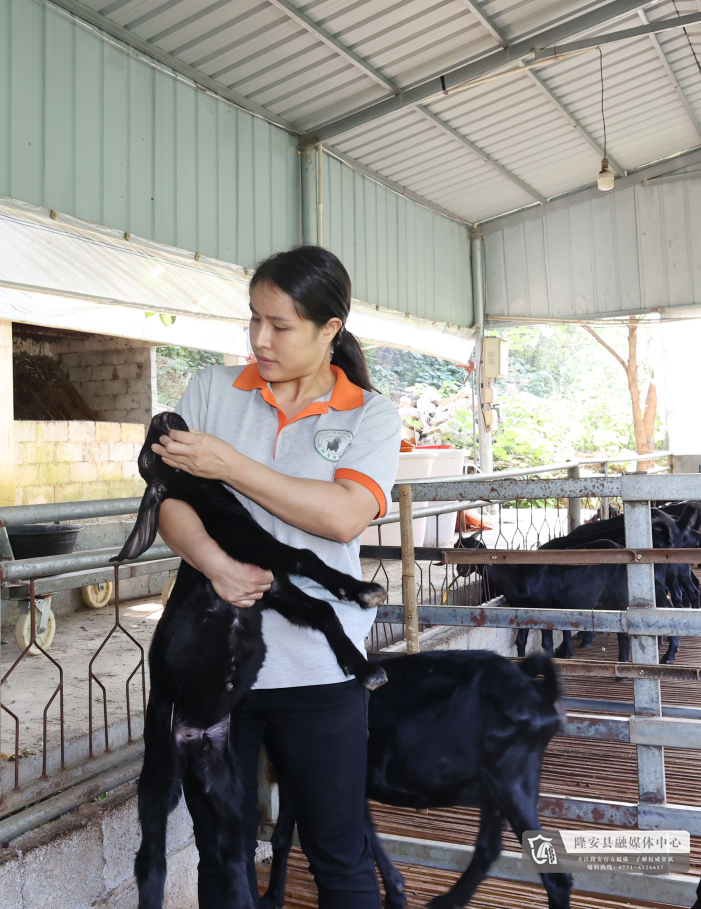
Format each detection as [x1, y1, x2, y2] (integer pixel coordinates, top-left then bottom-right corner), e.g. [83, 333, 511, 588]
[0, 782, 198, 909]
[14, 330, 158, 427]
[0, 318, 13, 505]
[13, 421, 145, 506]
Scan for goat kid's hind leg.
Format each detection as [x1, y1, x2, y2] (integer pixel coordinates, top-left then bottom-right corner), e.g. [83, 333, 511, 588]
[427, 803, 503, 909]
[135, 694, 183, 909]
[364, 804, 406, 909]
[515, 629, 529, 657]
[182, 720, 255, 909]
[502, 802, 571, 909]
[267, 576, 387, 690]
[260, 773, 296, 909]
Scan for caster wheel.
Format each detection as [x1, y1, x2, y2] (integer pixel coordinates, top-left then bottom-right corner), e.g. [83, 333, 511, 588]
[162, 576, 177, 608]
[81, 581, 113, 609]
[15, 609, 56, 655]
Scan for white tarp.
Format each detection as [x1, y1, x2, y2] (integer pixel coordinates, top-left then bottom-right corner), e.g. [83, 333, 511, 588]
[0, 197, 474, 362]
[0, 199, 251, 322]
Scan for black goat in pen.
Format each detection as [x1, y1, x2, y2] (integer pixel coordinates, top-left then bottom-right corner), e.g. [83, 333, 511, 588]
[538, 504, 701, 662]
[261, 650, 572, 909]
[112, 412, 389, 909]
[454, 532, 673, 662]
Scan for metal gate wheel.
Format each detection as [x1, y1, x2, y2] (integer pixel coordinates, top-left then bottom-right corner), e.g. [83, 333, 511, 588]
[81, 582, 113, 608]
[162, 576, 177, 608]
[15, 609, 56, 655]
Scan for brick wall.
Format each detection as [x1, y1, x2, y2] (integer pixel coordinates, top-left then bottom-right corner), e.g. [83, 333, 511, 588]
[13, 421, 145, 506]
[56, 342, 157, 426]
[13, 331, 158, 427]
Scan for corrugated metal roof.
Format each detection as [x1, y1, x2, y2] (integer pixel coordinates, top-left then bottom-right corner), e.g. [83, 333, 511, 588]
[76, 0, 701, 224]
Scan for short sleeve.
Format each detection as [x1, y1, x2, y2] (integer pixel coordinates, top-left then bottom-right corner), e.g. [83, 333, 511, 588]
[335, 395, 401, 518]
[174, 368, 213, 432]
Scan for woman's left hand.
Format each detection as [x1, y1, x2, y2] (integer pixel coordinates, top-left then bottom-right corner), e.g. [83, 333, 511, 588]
[152, 430, 238, 481]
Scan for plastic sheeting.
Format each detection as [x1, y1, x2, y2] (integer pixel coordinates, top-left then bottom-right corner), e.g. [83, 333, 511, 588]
[0, 197, 474, 362]
[0, 199, 251, 322]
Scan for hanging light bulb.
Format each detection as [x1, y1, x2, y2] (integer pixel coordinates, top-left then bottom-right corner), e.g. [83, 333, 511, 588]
[597, 157, 614, 192]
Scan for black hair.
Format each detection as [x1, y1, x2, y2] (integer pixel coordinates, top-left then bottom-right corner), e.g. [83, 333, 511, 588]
[250, 245, 373, 392]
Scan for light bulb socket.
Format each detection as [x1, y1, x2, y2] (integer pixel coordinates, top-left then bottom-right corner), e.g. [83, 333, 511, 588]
[597, 157, 614, 192]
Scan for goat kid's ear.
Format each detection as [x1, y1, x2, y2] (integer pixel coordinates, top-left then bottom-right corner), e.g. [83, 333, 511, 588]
[111, 483, 166, 562]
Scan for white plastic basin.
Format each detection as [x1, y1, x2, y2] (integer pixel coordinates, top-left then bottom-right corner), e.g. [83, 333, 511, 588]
[360, 450, 437, 547]
[421, 449, 466, 547]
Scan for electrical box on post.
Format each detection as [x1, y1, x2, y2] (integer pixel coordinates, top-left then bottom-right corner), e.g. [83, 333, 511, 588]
[482, 337, 508, 379]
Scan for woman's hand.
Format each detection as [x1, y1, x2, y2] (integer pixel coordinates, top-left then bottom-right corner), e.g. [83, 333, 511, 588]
[202, 546, 274, 608]
[152, 429, 239, 481]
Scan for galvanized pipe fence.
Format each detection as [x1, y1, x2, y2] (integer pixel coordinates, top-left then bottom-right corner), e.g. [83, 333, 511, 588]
[351, 468, 701, 905]
[2, 453, 700, 903]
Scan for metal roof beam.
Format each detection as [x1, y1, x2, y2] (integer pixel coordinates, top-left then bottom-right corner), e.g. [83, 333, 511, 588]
[304, 0, 649, 143]
[522, 66, 626, 175]
[476, 146, 701, 234]
[266, 0, 397, 92]
[266, 0, 545, 206]
[458, 0, 508, 48]
[414, 106, 547, 203]
[638, 8, 701, 140]
[535, 10, 701, 57]
[459, 0, 626, 177]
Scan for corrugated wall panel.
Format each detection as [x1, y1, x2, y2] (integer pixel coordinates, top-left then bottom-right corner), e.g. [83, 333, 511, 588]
[485, 181, 701, 321]
[324, 153, 472, 327]
[0, 0, 300, 269]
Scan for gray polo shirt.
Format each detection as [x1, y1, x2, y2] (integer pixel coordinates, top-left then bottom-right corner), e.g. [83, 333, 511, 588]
[175, 362, 401, 689]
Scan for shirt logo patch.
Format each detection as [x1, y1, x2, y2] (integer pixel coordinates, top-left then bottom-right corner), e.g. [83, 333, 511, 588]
[314, 430, 354, 462]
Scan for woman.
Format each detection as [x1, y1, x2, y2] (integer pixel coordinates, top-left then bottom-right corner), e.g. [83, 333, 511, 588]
[152, 246, 401, 909]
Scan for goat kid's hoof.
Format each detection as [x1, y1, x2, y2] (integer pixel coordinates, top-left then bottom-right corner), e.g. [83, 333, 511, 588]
[359, 664, 388, 691]
[259, 894, 284, 909]
[357, 584, 387, 609]
[427, 895, 462, 909]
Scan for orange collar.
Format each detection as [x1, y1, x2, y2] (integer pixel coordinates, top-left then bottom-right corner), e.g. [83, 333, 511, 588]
[233, 363, 364, 414]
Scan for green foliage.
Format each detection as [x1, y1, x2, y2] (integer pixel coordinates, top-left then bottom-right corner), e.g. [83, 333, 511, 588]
[156, 346, 224, 407]
[364, 347, 464, 395]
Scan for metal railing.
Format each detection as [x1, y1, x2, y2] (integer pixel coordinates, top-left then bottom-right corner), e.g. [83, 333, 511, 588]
[0, 498, 175, 836]
[349, 468, 701, 906]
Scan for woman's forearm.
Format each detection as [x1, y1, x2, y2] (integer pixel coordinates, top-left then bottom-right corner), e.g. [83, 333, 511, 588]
[152, 431, 379, 543]
[221, 452, 376, 543]
[158, 499, 221, 573]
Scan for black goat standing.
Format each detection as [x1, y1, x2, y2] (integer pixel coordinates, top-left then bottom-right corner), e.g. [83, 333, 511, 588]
[112, 412, 389, 909]
[539, 505, 701, 662]
[261, 650, 572, 909]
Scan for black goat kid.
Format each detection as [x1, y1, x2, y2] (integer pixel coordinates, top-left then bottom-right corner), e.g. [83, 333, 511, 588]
[112, 412, 389, 909]
[262, 651, 572, 909]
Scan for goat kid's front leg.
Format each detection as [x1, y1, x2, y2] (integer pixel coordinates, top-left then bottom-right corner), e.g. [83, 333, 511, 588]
[554, 631, 574, 659]
[364, 804, 407, 909]
[515, 628, 529, 658]
[233, 535, 386, 609]
[266, 576, 387, 690]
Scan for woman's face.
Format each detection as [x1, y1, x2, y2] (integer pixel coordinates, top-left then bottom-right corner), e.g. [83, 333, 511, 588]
[249, 280, 341, 383]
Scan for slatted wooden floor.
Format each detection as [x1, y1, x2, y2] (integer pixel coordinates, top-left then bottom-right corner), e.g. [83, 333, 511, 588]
[256, 632, 701, 908]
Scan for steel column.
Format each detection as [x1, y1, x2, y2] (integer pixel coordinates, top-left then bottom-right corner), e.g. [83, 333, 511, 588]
[624, 501, 667, 806]
[471, 235, 492, 476]
[301, 146, 319, 246]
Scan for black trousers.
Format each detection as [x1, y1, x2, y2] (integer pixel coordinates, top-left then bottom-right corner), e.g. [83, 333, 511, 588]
[184, 679, 381, 909]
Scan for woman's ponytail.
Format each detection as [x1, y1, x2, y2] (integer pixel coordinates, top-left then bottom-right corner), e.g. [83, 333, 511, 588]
[251, 245, 373, 392]
[331, 327, 372, 392]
